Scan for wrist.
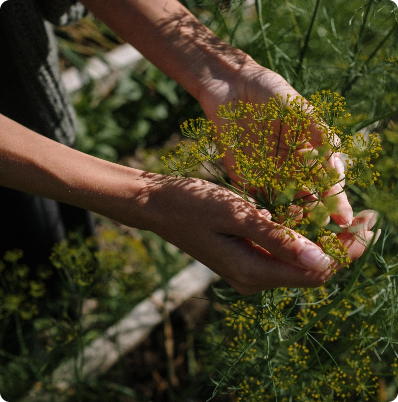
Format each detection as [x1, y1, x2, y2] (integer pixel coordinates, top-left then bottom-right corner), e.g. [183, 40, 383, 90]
[193, 49, 255, 106]
[61, 159, 168, 234]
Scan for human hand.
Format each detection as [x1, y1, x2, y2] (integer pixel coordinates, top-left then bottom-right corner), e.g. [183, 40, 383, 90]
[137, 174, 376, 295]
[197, 58, 353, 227]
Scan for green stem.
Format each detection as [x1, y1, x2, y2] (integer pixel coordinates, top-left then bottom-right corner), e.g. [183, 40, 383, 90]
[353, 0, 373, 57]
[340, 0, 374, 96]
[275, 121, 283, 159]
[294, 0, 322, 83]
[285, 0, 303, 41]
[15, 314, 29, 356]
[352, 263, 398, 293]
[75, 292, 85, 402]
[206, 338, 257, 401]
[255, 0, 275, 70]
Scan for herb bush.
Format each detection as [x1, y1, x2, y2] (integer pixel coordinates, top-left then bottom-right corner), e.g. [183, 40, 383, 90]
[61, 0, 397, 400]
[169, 1, 398, 401]
[162, 90, 384, 401]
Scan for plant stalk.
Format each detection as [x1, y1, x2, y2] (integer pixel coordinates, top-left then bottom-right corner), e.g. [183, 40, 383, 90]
[255, 0, 275, 70]
[294, 0, 322, 83]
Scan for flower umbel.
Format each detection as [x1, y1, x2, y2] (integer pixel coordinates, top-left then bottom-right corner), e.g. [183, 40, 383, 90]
[163, 92, 380, 266]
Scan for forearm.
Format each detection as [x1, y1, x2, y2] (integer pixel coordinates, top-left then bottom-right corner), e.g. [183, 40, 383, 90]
[0, 114, 152, 229]
[79, 0, 252, 102]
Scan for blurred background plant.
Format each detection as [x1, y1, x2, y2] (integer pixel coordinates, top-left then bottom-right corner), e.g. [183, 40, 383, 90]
[0, 224, 190, 401]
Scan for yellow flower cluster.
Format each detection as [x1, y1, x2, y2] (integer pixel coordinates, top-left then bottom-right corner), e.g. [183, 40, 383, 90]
[309, 90, 351, 129]
[317, 229, 350, 270]
[204, 274, 398, 402]
[50, 230, 164, 302]
[343, 132, 382, 186]
[161, 118, 223, 176]
[163, 92, 381, 266]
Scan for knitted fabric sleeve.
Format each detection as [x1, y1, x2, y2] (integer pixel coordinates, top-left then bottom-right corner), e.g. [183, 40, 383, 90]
[0, 0, 85, 146]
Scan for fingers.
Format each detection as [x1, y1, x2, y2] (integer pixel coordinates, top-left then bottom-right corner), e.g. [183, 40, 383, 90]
[215, 208, 379, 294]
[332, 209, 379, 273]
[294, 151, 352, 227]
[345, 209, 378, 234]
[207, 234, 333, 295]
[258, 209, 272, 220]
[226, 209, 333, 273]
[341, 209, 381, 246]
[157, 178, 376, 295]
[304, 200, 330, 227]
[303, 122, 353, 226]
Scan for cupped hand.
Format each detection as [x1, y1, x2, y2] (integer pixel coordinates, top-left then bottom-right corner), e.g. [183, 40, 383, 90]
[197, 57, 353, 227]
[138, 173, 375, 295]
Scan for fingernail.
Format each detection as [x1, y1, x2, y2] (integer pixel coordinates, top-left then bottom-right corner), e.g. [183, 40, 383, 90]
[339, 217, 353, 229]
[321, 269, 335, 282]
[319, 215, 330, 227]
[363, 229, 381, 246]
[298, 240, 332, 271]
[333, 156, 345, 177]
[354, 210, 378, 232]
[367, 211, 378, 230]
[329, 154, 336, 168]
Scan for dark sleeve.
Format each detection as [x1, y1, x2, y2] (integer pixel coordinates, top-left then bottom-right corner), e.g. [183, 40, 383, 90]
[0, 0, 79, 146]
[35, 0, 88, 26]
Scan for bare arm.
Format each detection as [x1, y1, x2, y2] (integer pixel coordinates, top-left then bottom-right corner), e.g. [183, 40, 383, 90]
[0, 114, 148, 227]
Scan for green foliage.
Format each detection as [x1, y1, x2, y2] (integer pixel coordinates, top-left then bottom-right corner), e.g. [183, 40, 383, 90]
[72, 62, 202, 162]
[160, 92, 396, 402]
[40, 1, 398, 400]
[167, 2, 398, 401]
[0, 250, 48, 322]
[190, 0, 398, 129]
[364, 120, 398, 225]
[205, 239, 398, 401]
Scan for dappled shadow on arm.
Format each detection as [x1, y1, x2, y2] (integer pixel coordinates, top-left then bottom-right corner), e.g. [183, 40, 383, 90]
[129, 172, 356, 294]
